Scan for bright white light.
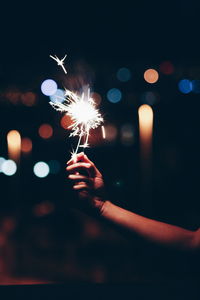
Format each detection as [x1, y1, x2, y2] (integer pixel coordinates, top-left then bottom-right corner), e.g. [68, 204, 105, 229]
[49, 89, 65, 103]
[2, 160, 17, 176]
[33, 162, 50, 178]
[41, 79, 58, 96]
[0, 157, 6, 173]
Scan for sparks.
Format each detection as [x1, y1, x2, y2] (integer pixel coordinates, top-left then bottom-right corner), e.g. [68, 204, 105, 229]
[50, 54, 67, 74]
[49, 88, 103, 155]
[101, 125, 106, 139]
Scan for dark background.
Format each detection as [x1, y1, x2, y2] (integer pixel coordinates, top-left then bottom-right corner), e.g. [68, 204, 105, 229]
[0, 0, 200, 285]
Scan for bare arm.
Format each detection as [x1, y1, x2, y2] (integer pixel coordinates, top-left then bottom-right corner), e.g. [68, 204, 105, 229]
[101, 201, 200, 250]
[67, 153, 200, 251]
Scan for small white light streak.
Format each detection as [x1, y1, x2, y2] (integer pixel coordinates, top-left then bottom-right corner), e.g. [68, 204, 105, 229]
[50, 54, 67, 74]
[101, 125, 106, 139]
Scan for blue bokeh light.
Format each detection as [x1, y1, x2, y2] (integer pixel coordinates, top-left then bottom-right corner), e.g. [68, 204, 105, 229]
[41, 79, 58, 96]
[117, 68, 131, 82]
[49, 89, 65, 103]
[178, 79, 192, 94]
[107, 88, 122, 103]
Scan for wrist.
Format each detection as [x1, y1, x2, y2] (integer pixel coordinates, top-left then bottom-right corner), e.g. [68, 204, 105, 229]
[99, 200, 111, 218]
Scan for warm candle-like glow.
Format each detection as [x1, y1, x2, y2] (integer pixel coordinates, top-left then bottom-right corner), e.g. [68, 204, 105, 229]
[138, 104, 153, 159]
[7, 130, 21, 163]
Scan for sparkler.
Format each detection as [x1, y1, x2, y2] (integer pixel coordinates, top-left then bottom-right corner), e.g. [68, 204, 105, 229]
[49, 88, 104, 156]
[50, 54, 67, 74]
[49, 54, 104, 158]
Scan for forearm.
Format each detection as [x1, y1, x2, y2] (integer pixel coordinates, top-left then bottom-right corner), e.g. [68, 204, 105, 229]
[100, 201, 198, 250]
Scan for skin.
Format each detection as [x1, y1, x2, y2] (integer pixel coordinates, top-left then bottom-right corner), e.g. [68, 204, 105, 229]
[66, 152, 200, 251]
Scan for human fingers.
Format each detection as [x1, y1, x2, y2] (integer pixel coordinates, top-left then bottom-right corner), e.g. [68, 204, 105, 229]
[79, 154, 102, 177]
[73, 182, 90, 190]
[66, 162, 96, 177]
[67, 152, 84, 166]
[68, 174, 92, 184]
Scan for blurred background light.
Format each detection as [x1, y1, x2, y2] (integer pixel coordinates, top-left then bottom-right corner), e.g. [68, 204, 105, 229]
[191, 80, 200, 93]
[41, 79, 57, 96]
[21, 138, 32, 153]
[60, 115, 73, 130]
[141, 91, 157, 105]
[116, 67, 131, 82]
[144, 69, 159, 84]
[0, 157, 6, 172]
[178, 79, 192, 94]
[48, 160, 61, 174]
[104, 124, 118, 141]
[33, 201, 54, 217]
[159, 61, 174, 75]
[49, 89, 65, 103]
[38, 124, 53, 139]
[33, 162, 50, 178]
[107, 88, 122, 103]
[2, 160, 17, 176]
[120, 124, 135, 146]
[21, 92, 37, 106]
[7, 130, 21, 162]
[91, 92, 102, 106]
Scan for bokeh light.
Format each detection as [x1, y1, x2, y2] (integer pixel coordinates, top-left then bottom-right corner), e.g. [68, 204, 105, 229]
[7, 130, 21, 162]
[0, 157, 6, 172]
[192, 80, 200, 93]
[38, 124, 53, 139]
[159, 61, 174, 75]
[21, 138, 32, 153]
[41, 79, 57, 96]
[33, 201, 54, 217]
[120, 124, 134, 146]
[107, 88, 122, 103]
[49, 89, 65, 103]
[104, 124, 118, 141]
[48, 160, 61, 174]
[21, 92, 37, 106]
[178, 79, 192, 94]
[91, 92, 102, 106]
[141, 91, 158, 105]
[144, 69, 159, 84]
[60, 115, 73, 129]
[116, 67, 131, 82]
[2, 160, 17, 176]
[33, 162, 50, 178]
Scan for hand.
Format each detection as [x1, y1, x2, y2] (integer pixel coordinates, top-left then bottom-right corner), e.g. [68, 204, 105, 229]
[66, 152, 105, 214]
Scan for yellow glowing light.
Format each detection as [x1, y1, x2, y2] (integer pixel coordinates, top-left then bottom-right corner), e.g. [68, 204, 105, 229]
[144, 69, 159, 84]
[38, 124, 53, 139]
[7, 130, 21, 162]
[138, 105, 153, 158]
